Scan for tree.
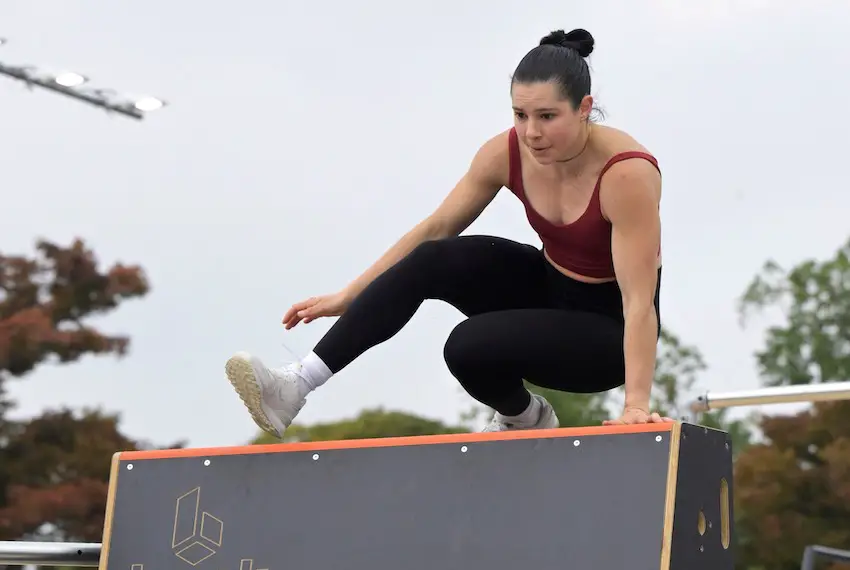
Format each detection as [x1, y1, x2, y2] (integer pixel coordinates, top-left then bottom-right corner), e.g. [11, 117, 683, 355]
[252, 408, 470, 445]
[0, 238, 161, 542]
[734, 400, 850, 570]
[643, 327, 754, 457]
[0, 409, 141, 541]
[733, 239, 850, 569]
[0, 239, 149, 378]
[738, 237, 850, 387]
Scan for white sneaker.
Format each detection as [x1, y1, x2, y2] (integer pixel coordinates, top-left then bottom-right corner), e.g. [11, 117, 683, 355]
[481, 394, 560, 432]
[225, 351, 308, 438]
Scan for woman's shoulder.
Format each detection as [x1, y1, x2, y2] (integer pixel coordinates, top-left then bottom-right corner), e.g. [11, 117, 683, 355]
[467, 128, 515, 189]
[594, 124, 656, 159]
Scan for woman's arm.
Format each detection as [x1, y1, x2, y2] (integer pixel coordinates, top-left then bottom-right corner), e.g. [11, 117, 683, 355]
[600, 158, 663, 413]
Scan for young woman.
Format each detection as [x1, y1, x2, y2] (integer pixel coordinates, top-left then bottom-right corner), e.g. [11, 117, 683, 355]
[225, 28, 674, 439]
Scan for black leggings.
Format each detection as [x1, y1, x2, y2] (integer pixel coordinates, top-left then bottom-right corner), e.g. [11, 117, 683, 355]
[313, 235, 661, 416]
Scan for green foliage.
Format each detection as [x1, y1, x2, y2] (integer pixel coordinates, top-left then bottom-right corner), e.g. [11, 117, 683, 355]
[733, 238, 850, 569]
[525, 388, 610, 428]
[252, 407, 470, 445]
[646, 327, 754, 457]
[738, 238, 850, 386]
[649, 326, 707, 418]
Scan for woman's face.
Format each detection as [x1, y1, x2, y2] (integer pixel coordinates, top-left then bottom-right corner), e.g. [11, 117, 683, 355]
[511, 80, 591, 164]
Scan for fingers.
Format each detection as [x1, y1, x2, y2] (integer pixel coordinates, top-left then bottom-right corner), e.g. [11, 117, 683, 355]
[283, 298, 313, 321]
[606, 415, 676, 426]
[603, 410, 674, 426]
[282, 296, 337, 329]
[282, 297, 319, 329]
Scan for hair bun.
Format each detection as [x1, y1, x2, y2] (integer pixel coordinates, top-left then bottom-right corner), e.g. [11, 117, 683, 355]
[539, 28, 594, 58]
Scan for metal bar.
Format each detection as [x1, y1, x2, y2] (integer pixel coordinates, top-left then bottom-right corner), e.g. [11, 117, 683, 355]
[0, 541, 101, 566]
[801, 544, 850, 570]
[0, 61, 144, 119]
[689, 381, 850, 413]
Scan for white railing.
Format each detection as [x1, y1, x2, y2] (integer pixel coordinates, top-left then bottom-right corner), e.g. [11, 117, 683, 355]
[800, 544, 850, 570]
[0, 541, 100, 566]
[0, 539, 846, 569]
[689, 381, 850, 412]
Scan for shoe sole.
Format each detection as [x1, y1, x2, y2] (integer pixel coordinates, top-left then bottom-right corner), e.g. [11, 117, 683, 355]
[225, 353, 281, 438]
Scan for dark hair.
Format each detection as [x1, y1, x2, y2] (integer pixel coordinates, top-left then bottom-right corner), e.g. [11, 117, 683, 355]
[511, 29, 599, 117]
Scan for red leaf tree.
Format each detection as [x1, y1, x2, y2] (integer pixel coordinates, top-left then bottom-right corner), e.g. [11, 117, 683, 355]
[0, 238, 178, 542]
[734, 401, 850, 570]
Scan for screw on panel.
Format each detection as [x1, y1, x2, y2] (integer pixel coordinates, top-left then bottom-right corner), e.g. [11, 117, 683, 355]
[573, 440, 580, 447]
[460, 446, 468, 453]
[656, 435, 663, 442]
[203, 459, 211, 466]
[127, 464, 133, 470]
[312, 453, 320, 461]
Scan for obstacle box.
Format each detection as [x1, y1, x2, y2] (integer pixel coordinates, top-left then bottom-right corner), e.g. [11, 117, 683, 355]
[98, 421, 733, 570]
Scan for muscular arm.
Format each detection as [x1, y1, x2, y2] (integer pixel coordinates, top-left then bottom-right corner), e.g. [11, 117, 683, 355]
[343, 130, 510, 299]
[600, 159, 662, 412]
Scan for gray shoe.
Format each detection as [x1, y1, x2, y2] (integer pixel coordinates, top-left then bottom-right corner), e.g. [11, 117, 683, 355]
[481, 394, 560, 432]
[225, 351, 308, 438]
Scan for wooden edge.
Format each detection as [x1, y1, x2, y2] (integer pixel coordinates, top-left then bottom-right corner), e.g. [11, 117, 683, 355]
[659, 422, 682, 570]
[98, 452, 122, 570]
[117, 422, 677, 461]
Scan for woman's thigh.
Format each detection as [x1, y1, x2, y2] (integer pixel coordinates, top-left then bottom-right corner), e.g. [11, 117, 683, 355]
[444, 308, 627, 393]
[409, 235, 551, 316]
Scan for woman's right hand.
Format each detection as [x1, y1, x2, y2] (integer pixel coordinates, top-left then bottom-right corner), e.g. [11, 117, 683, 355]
[282, 290, 352, 330]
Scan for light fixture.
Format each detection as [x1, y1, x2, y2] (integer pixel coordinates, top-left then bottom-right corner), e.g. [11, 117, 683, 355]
[53, 72, 88, 88]
[133, 96, 165, 112]
[0, 36, 167, 121]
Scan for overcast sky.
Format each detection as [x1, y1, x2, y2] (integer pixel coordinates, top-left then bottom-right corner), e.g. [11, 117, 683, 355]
[3, 0, 848, 449]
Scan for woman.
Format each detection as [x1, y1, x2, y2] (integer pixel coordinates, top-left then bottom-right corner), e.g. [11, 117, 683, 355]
[225, 28, 674, 439]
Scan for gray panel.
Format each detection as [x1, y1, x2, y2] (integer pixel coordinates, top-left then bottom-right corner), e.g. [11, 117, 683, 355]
[105, 431, 672, 570]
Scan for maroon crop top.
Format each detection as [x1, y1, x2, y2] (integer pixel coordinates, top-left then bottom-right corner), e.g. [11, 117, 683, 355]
[506, 127, 661, 279]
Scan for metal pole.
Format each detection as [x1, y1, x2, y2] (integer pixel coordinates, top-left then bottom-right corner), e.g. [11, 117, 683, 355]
[0, 61, 144, 119]
[800, 546, 816, 570]
[800, 545, 850, 570]
[689, 381, 850, 413]
[0, 541, 100, 566]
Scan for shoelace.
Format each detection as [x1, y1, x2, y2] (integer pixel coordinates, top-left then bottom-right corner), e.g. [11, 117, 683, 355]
[273, 362, 307, 403]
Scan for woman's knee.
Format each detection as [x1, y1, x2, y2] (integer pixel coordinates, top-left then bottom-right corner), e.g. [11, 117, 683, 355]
[405, 238, 448, 265]
[401, 235, 513, 273]
[391, 238, 459, 278]
[444, 318, 527, 408]
[364, 239, 452, 297]
[443, 319, 494, 388]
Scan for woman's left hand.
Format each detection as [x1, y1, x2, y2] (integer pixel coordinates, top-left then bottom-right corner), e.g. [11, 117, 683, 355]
[602, 406, 675, 426]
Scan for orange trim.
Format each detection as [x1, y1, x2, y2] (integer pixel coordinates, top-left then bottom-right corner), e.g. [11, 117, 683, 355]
[119, 422, 675, 461]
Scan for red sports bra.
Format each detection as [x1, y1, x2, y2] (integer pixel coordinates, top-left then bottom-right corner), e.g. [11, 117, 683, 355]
[506, 127, 661, 279]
